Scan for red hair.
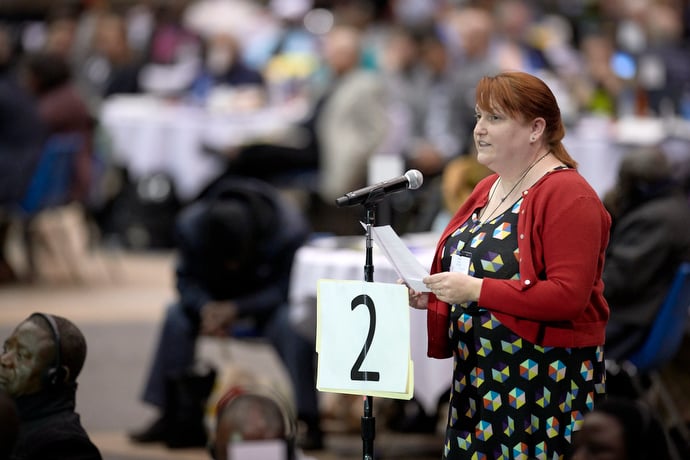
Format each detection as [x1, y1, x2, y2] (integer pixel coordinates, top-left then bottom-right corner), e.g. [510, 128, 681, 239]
[475, 71, 577, 169]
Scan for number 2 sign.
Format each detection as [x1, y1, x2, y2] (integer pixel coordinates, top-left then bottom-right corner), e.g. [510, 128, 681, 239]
[316, 279, 413, 399]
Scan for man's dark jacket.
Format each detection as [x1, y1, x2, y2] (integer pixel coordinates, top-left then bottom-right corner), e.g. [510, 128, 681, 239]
[11, 384, 101, 460]
[175, 175, 311, 325]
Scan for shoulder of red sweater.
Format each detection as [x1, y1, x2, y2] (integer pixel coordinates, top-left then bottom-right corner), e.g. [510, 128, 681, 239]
[534, 168, 598, 195]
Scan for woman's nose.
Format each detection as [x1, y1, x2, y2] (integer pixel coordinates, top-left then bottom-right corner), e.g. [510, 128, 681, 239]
[474, 120, 486, 134]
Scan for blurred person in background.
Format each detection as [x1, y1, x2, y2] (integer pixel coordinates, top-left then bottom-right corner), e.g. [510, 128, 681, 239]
[572, 397, 670, 460]
[430, 151, 493, 233]
[385, 26, 472, 232]
[89, 12, 144, 100]
[129, 176, 323, 449]
[134, 0, 202, 96]
[636, 3, 690, 117]
[221, 23, 388, 236]
[187, 31, 265, 106]
[243, 0, 320, 79]
[42, 8, 80, 59]
[444, 6, 500, 148]
[42, 3, 106, 115]
[210, 384, 308, 460]
[145, 0, 200, 67]
[403, 27, 465, 179]
[0, 25, 44, 284]
[0, 313, 101, 459]
[21, 50, 95, 206]
[602, 146, 690, 362]
[491, 0, 549, 74]
[375, 23, 421, 147]
[573, 32, 627, 117]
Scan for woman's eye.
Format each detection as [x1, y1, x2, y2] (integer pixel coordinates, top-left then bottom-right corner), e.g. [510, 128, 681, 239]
[476, 113, 500, 121]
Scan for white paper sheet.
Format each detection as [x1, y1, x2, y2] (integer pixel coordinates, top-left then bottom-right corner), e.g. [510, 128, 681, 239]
[369, 225, 431, 292]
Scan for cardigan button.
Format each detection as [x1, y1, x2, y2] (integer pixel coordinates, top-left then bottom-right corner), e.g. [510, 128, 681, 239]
[524, 279, 531, 285]
[520, 234, 525, 239]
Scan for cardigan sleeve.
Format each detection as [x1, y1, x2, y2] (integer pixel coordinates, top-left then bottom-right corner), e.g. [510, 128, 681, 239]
[479, 187, 609, 323]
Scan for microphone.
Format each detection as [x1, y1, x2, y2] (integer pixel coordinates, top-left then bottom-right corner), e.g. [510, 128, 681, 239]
[335, 169, 424, 207]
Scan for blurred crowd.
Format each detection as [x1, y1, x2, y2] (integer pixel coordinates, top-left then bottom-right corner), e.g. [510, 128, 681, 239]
[1, 0, 689, 270]
[3, 0, 689, 118]
[2, 1, 690, 457]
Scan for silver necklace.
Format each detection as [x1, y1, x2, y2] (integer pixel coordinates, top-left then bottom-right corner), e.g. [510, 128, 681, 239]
[479, 151, 550, 223]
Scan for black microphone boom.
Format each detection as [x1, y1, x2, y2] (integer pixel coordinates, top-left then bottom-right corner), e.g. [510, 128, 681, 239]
[335, 169, 424, 207]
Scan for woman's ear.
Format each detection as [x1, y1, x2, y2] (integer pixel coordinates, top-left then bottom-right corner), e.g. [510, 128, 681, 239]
[531, 117, 546, 140]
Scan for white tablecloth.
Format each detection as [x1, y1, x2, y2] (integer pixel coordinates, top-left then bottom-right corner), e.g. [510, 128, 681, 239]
[564, 115, 690, 198]
[99, 95, 306, 201]
[288, 233, 452, 414]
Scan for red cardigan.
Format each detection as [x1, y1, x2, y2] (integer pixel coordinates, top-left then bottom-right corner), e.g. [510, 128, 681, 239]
[427, 168, 611, 358]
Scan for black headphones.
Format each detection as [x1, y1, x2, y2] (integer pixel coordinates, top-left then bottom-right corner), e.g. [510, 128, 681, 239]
[30, 313, 66, 387]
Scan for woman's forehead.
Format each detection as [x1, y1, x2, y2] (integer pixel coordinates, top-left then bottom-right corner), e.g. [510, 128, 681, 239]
[475, 103, 504, 112]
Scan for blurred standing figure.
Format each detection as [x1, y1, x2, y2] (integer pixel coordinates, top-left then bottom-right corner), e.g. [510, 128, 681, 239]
[226, 23, 388, 235]
[444, 7, 500, 147]
[492, 0, 549, 74]
[314, 23, 388, 204]
[388, 27, 472, 232]
[575, 33, 626, 117]
[0, 26, 44, 284]
[90, 12, 144, 99]
[403, 28, 465, 178]
[145, 0, 200, 66]
[0, 313, 102, 459]
[22, 51, 94, 205]
[602, 147, 690, 361]
[409, 72, 611, 459]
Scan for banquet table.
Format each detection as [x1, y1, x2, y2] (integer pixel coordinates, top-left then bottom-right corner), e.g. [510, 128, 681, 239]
[564, 115, 690, 198]
[288, 232, 453, 415]
[99, 94, 307, 201]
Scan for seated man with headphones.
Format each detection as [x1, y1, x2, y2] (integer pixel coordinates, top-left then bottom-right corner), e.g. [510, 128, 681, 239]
[0, 312, 102, 459]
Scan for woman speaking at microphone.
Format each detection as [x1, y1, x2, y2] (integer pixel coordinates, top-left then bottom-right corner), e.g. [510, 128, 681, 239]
[407, 71, 611, 459]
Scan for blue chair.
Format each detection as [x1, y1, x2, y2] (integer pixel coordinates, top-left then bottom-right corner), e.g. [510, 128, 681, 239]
[18, 133, 83, 215]
[619, 262, 690, 460]
[14, 133, 84, 281]
[626, 262, 690, 371]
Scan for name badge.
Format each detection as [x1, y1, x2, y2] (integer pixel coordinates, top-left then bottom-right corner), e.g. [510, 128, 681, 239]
[450, 251, 471, 275]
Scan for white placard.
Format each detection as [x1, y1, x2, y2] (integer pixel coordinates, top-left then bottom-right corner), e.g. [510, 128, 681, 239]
[316, 280, 413, 399]
[228, 439, 287, 459]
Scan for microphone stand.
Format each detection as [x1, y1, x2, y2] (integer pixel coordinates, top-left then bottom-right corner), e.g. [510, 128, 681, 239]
[360, 189, 386, 460]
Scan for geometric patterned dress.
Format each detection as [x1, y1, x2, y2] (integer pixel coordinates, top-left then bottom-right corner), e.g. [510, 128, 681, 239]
[442, 197, 606, 460]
